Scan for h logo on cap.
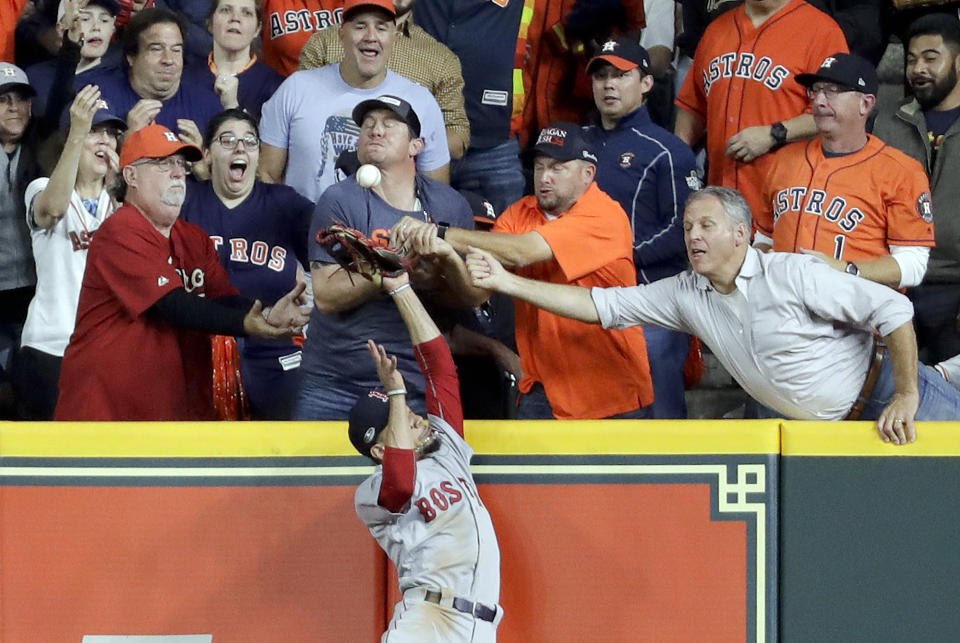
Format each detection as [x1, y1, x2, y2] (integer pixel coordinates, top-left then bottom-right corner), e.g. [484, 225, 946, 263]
[601, 40, 617, 52]
[163, 131, 178, 142]
[821, 57, 836, 68]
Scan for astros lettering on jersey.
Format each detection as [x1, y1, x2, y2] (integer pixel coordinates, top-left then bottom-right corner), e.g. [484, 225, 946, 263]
[761, 135, 936, 260]
[675, 0, 848, 228]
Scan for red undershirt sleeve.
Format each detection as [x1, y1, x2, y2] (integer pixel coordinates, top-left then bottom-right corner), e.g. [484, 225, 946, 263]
[415, 336, 464, 436]
[378, 447, 417, 513]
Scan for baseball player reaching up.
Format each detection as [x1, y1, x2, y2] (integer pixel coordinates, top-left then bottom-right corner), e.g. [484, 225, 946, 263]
[348, 258, 503, 642]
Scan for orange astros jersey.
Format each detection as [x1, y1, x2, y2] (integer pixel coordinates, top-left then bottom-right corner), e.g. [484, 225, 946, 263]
[263, 0, 344, 76]
[761, 135, 936, 261]
[676, 0, 848, 231]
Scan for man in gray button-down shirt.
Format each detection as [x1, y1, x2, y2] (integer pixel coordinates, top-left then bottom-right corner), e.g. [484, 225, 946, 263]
[465, 186, 960, 445]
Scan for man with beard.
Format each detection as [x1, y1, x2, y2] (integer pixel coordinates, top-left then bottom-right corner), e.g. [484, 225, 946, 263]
[55, 124, 309, 421]
[756, 53, 935, 291]
[392, 122, 654, 421]
[875, 15, 960, 364]
[465, 186, 960, 444]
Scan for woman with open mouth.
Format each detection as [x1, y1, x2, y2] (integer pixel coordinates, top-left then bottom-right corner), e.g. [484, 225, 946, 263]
[203, 0, 282, 121]
[14, 85, 125, 419]
[180, 108, 314, 419]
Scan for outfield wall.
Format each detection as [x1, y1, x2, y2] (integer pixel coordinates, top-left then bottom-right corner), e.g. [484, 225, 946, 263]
[0, 420, 957, 642]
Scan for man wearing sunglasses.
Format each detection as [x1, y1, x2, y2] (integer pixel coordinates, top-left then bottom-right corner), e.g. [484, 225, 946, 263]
[56, 123, 309, 421]
[755, 53, 935, 292]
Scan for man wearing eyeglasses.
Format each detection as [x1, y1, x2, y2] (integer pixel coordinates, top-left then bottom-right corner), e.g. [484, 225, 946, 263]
[56, 123, 309, 421]
[755, 53, 936, 291]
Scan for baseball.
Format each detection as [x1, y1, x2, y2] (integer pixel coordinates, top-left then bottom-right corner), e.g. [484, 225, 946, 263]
[356, 164, 381, 189]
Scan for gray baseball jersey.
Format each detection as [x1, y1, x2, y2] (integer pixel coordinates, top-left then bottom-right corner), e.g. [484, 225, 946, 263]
[354, 338, 501, 640]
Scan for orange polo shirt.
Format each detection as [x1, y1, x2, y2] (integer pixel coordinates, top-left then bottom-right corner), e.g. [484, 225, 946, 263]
[493, 182, 653, 419]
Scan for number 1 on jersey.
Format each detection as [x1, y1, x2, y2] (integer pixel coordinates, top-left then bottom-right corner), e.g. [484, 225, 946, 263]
[833, 234, 846, 260]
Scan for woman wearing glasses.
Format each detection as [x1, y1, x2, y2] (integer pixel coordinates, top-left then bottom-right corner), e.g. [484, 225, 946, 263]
[13, 85, 125, 419]
[181, 108, 313, 419]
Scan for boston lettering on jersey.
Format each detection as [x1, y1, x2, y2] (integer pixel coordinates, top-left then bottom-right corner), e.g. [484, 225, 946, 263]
[269, 9, 342, 38]
[211, 235, 289, 273]
[702, 52, 790, 95]
[772, 187, 865, 233]
[414, 477, 479, 523]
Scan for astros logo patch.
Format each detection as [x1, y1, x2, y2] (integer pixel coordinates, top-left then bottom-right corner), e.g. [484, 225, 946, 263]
[602, 40, 618, 53]
[618, 152, 634, 168]
[917, 192, 934, 223]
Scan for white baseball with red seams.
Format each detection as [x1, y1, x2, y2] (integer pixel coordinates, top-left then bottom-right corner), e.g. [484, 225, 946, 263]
[356, 163, 382, 189]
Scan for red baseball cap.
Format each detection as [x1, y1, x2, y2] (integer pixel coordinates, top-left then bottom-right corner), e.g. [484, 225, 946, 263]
[119, 124, 202, 168]
[343, 0, 396, 20]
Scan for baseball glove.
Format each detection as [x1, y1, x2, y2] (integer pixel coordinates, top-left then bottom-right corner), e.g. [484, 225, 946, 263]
[315, 223, 411, 284]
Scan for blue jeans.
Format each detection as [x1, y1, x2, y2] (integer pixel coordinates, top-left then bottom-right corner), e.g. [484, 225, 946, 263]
[862, 357, 960, 421]
[293, 374, 427, 420]
[451, 138, 526, 215]
[517, 382, 652, 420]
[643, 326, 690, 419]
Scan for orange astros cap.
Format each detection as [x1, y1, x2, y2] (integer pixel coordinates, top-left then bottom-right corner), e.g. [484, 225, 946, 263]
[119, 124, 203, 168]
[343, 0, 396, 20]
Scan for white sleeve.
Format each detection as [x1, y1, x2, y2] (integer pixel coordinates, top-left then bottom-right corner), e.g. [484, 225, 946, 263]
[752, 230, 773, 248]
[23, 177, 50, 231]
[591, 276, 690, 333]
[798, 255, 914, 336]
[411, 89, 450, 171]
[640, 0, 675, 52]
[889, 245, 930, 288]
[935, 355, 960, 391]
[258, 74, 297, 149]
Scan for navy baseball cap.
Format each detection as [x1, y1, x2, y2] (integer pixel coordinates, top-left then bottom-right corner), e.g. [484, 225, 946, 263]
[352, 94, 422, 137]
[460, 189, 499, 230]
[57, 0, 122, 20]
[795, 53, 878, 95]
[348, 390, 391, 458]
[60, 103, 127, 131]
[587, 37, 651, 75]
[532, 121, 598, 164]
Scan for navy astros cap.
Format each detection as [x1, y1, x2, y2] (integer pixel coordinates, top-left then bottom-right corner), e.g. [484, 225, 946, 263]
[348, 390, 391, 458]
[533, 121, 598, 164]
[352, 95, 422, 137]
[795, 53, 878, 95]
[459, 189, 499, 230]
[587, 36, 651, 75]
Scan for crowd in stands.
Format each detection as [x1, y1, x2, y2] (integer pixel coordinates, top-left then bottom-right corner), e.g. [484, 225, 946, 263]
[2, 0, 960, 436]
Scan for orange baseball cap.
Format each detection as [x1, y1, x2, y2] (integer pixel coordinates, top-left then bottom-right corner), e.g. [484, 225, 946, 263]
[343, 0, 396, 20]
[119, 123, 203, 168]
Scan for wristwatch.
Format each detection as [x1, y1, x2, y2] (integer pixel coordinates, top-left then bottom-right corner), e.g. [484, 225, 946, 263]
[436, 221, 450, 239]
[770, 122, 788, 150]
[845, 262, 861, 277]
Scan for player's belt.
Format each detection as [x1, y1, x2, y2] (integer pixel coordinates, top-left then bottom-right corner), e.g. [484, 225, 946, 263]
[423, 590, 498, 623]
[845, 337, 888, 421]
